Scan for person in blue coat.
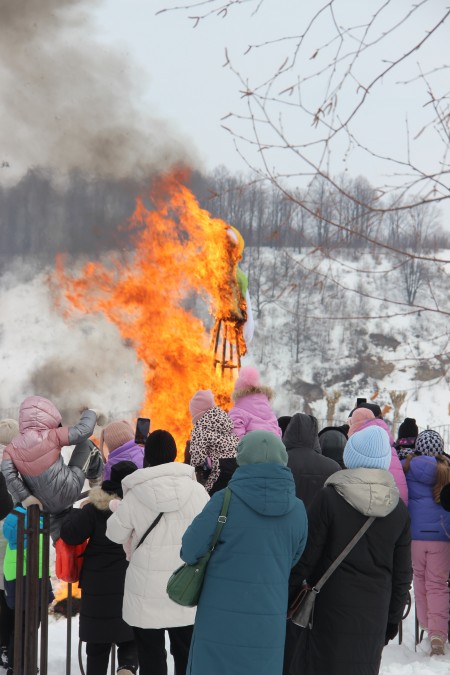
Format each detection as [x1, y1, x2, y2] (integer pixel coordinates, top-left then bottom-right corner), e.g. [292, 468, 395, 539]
[180, 430, 308, 675]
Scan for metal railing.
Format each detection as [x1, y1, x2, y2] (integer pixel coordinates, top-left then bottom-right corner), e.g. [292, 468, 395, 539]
[12, 505, 50, 675]
[11, 499, 117, 675]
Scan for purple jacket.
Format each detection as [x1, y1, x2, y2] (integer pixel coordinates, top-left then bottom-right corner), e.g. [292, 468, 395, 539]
[404, 455, 450, 541]
[358, 418, 408, 504]
[103, 440, 144, 480]
[229, 392, 282, 439]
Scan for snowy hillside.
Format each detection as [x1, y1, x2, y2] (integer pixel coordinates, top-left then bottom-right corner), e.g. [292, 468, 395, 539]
[1, 246, 450, 440]
[244, 246, 450, 438]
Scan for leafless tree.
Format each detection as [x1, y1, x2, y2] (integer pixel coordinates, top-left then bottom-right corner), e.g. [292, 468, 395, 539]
[162, 0, 450, 320]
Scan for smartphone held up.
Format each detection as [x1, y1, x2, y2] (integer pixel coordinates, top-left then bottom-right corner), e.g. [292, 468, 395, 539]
[135, 417, 150, 445]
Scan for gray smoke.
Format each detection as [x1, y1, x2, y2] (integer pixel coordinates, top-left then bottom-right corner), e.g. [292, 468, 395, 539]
[0, 0, 192, 181]
[0, 264, 145, 424]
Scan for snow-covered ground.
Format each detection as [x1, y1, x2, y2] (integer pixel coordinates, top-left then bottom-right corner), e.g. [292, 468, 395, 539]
[1, 597, 448, 674]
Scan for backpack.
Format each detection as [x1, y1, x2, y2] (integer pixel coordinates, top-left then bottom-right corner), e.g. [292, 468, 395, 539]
[55, 538, 88, 583]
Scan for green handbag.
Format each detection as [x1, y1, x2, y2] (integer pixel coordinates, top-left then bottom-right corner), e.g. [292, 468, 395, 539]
[166, 487, 232, 607]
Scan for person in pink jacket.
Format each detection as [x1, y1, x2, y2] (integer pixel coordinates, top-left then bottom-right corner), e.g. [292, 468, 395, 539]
[228, 366, 281, 439]
[347, 408, 408, 504]
[1, 396, 105, 540]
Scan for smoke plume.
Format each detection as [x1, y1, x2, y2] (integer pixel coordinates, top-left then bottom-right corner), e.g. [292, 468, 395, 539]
[0, 0, 191, 181]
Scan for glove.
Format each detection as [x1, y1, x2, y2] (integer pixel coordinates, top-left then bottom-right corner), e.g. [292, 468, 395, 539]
[109, 498, 121, 512]
[384, 622, 399, 645]
[79, 406, 107, 427]
[22, 495, 43, 510]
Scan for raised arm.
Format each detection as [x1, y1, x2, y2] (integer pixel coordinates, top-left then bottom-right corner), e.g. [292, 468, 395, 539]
[68, 409, 98, 445]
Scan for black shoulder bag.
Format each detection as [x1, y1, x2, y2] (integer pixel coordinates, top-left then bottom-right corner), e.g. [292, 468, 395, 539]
[135, 512, 164, 550]
[288, 516, 375, 629]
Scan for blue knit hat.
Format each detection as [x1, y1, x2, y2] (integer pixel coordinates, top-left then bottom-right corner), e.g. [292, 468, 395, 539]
[343, 426, 391, 470]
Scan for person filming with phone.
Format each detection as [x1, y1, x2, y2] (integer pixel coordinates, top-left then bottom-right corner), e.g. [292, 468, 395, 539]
[100, 419, 149, 480]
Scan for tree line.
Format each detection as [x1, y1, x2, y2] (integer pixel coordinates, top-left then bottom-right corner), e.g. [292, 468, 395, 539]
[0, 166, 447, 265]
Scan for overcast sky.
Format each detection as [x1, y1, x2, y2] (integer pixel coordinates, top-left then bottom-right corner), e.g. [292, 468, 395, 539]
[1, 0, 448, 210]
[89, 0, 449, 196]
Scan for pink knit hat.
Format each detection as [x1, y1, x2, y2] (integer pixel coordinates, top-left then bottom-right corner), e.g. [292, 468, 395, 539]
[100, 420, 134, 456]
[189, 389, 215, 424]
[347, 408, 375, 438]
[234, 366, 261, 392]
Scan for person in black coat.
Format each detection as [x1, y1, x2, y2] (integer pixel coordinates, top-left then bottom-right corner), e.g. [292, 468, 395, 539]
[283, 413, 341, 508]
[318, 424, 349, 468]
[0, 474, 13, 521]
[60, 461, 139, 675]
[282, 413, 341, 675]
[288, 425, 412, 675]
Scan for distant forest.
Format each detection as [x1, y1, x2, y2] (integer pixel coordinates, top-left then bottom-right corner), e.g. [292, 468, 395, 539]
[0, 166, 447, 264]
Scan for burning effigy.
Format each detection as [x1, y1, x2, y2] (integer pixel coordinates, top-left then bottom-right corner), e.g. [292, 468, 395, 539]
[55, 169, 251, 451]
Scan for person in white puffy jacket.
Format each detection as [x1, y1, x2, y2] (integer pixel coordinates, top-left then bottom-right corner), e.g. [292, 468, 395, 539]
[106, 429, 209, 675]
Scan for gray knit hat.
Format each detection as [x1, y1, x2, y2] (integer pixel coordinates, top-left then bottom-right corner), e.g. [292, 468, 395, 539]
[237, 430, 288, 466]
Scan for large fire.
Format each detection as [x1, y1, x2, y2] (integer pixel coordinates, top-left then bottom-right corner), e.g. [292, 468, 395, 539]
[55, 169, 248, 453]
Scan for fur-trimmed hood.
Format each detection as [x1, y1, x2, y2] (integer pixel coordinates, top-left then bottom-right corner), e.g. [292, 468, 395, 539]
[88, 486, 120, 511]
[232, 384, 274, 402]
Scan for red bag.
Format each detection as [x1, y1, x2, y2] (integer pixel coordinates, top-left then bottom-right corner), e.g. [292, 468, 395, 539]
[55, 539, 88, 583]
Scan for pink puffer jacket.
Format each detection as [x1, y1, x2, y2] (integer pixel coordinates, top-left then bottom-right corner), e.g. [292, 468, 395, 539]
[1, 396, 97, 514]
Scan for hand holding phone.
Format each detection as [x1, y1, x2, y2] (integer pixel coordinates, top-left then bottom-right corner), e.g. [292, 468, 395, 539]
[135, 417, 150, 445]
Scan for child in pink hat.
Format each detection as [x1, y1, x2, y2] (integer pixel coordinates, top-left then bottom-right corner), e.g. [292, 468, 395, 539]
[347, 408, 408, 504]
[228, 366, 282, 439]
[347, 408, 376, 437]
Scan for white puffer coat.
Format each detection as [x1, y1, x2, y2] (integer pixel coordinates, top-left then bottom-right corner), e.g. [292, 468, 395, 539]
[106, 462, 209, 628]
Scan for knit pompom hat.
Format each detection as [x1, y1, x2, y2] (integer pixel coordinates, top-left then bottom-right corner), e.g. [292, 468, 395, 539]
[144, 429, 177, 467]
[100, 420, 134, 456]
[0, 419, 19, 446]
[234, 366, 260, 391]
[232, 366, 273, 402]
[237, 430, 288, 467]
[343, 425, 391, 470]
[414, 429, 444, 456]
[189, 389, 215, 424]
[397, 417, 418, 441]
[102, 460, 138, 498]
[347, 408, 375, 438]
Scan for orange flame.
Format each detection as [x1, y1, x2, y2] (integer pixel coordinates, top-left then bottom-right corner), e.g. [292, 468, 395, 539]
[55, 169, 247, 453]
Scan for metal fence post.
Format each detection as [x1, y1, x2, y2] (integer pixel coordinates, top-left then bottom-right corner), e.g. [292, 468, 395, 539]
[24, 505, 40, 674]
[13, 509, 25, 675]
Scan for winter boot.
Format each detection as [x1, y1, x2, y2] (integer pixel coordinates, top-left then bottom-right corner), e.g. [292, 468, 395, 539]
[430, 636, 445, 656]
